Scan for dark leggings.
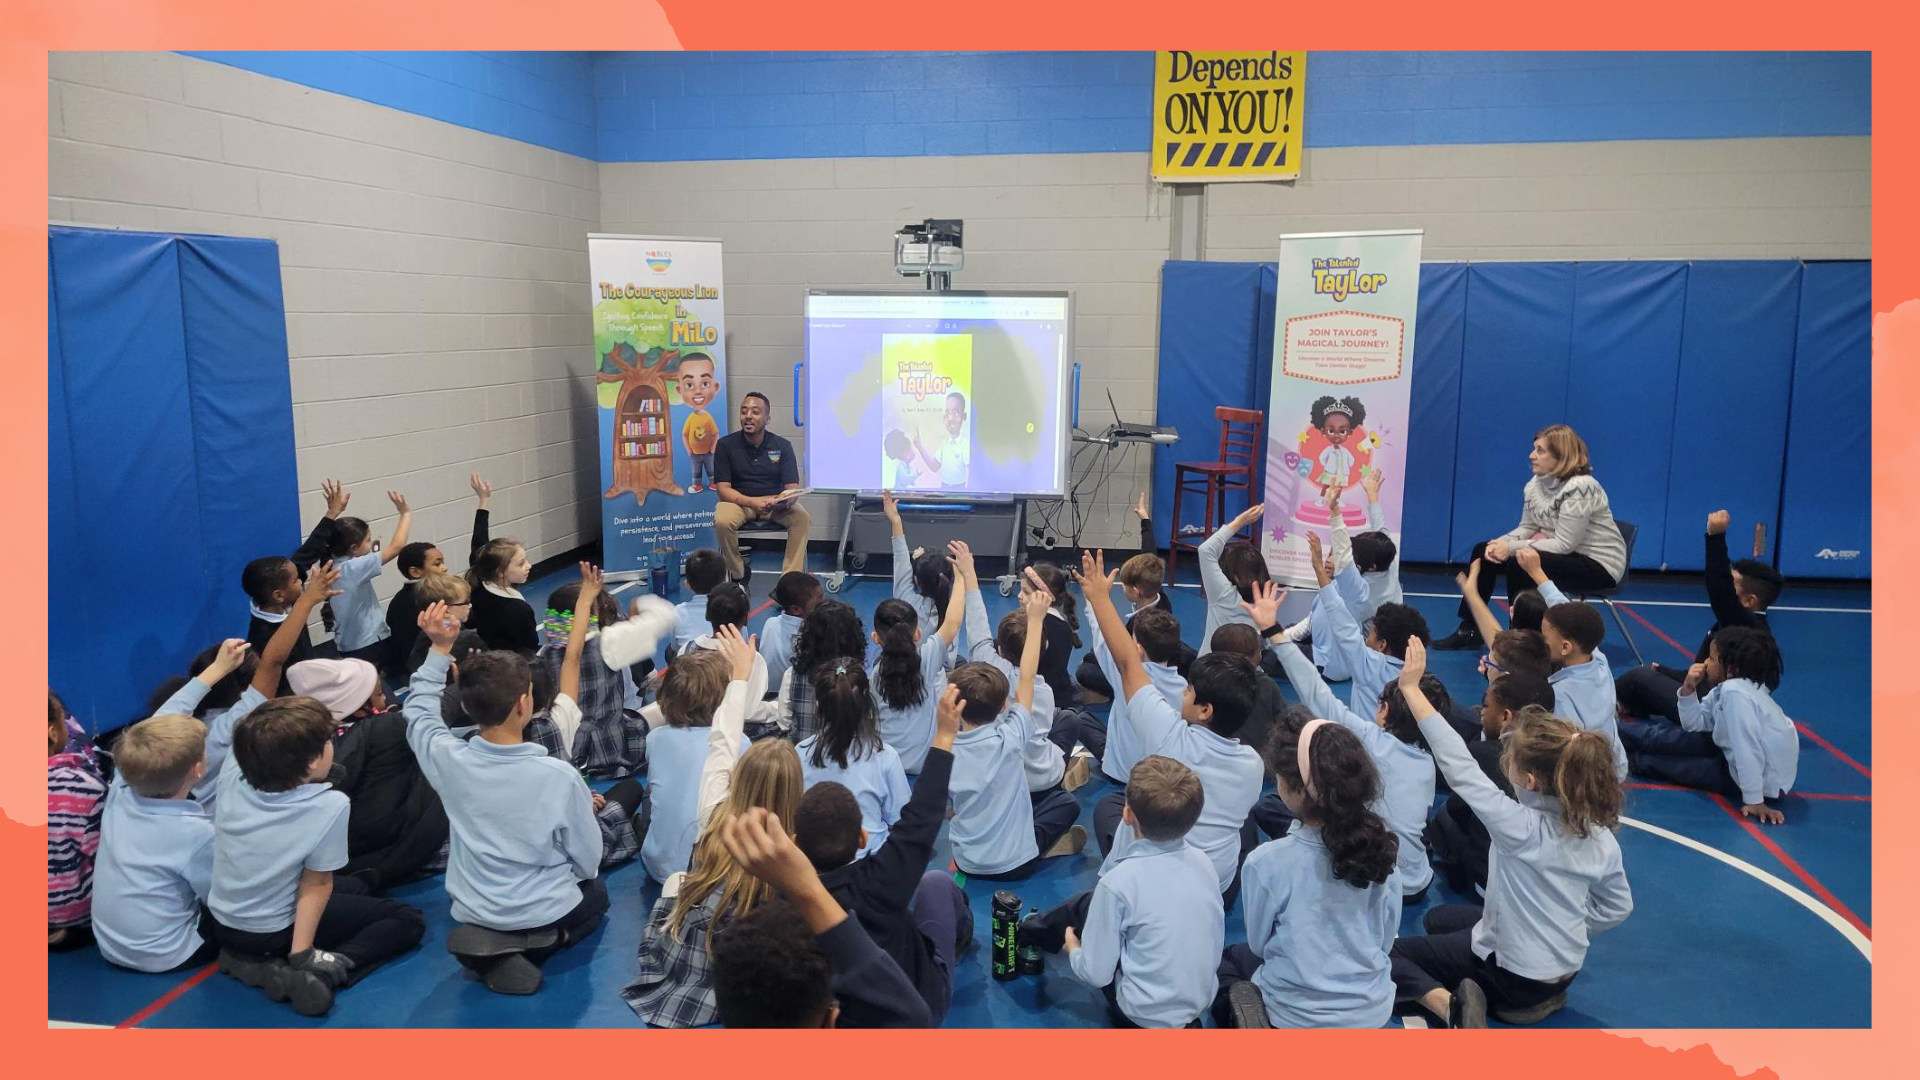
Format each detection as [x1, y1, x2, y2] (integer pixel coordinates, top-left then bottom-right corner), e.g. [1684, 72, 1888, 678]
[200, 876, 425, 984]
[1615, 663, 1687, 724]
[1457, 541, 1617, 622]
[1389, 904, 1572, 1014]
[523, 878, 610, 966]
[967, 789, 1082, 881]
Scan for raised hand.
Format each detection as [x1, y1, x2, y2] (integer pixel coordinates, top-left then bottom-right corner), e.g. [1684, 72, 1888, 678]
[388, 490, 410, 514]
[302, 561, 344, 605]
[203, 638, 252, 681]
[1707, 510, 1730, 536]
[880, 490, 902, 523]
[471, 472, 492, 508]
[418, 600, 462, 650]
[935, 683, 963, 743]
[1514, 546, 1545, 582]
[1232, 502, 1266, 530]
[716, 623, 758, 683]
[1399, 637, 1428, 690]
[1132, 491, 1149, 520]
[1238, 579, 1288, 628]
[1322, 484, 1341, 514]
[948, 539, 976, 584]
[576, 563, 604, 608]
[719, 808, 819, 899]
[1021, 577, 1052, 623]
[1362, 467, 1385, 502]
[1076, 549, 1116, 595]
[1306, 531, 1331, 587]
[322, 478, 350, 518]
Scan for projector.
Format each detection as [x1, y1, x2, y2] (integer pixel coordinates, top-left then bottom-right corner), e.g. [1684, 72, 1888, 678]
[895, 219, 963, 282]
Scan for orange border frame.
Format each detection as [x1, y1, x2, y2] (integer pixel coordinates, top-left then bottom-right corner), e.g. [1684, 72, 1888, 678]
[6, 5, 1912, 1076]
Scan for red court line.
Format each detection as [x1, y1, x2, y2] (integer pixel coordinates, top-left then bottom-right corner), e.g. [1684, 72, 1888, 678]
[1626, 781, 1869, 802]
[1794, 722, 1873, 779]
[750, 599, 774, 619]
[1614, 601, 1695, 661]
[1705, 792, 1872, 940]
[116, 963, 218, 1028]
[1615, 602, 1873, 780]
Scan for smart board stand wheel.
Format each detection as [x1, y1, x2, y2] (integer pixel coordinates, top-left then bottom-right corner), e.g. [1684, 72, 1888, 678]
[824, 571, 848, 594]
[997, 575, 1017, 597]
[849, 552, 868, 571]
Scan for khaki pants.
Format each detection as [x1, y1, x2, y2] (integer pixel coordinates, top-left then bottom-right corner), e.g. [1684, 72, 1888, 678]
[712, 499, 811, 579]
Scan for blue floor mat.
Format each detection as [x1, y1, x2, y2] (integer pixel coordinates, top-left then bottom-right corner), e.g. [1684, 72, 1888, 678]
[49, 561, 1870, 1028]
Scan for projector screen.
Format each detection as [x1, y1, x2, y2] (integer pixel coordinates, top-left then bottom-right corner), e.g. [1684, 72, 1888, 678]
[803, 291, 1074, 498]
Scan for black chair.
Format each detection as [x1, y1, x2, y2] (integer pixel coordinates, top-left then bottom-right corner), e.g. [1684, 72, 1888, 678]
[735, 518, 789, 583]
[1566, 519, 1643, 666]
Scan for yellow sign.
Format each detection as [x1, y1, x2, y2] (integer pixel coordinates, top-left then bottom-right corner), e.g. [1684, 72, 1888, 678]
[1152, 51, 1306, 183]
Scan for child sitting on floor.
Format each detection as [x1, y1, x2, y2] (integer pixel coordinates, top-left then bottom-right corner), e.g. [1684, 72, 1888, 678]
[639, 632, 754, 883]
[760, 571, 823, 697]
[1429, 673, 1556, 896]
[871, 559, 965, 772]
[48, 689, 106, 952]
[1621, 627, 1796, 824]
[464, 537, 537, 654]
[1077, 492, 1194, 701]
[673, 548, 728, 654]
[1300, 528, 1431, 718]
[318, 487, 412, 669]
[385, 472, 491, 672]
[404, 599, 605, 996]
[961, 553, 1088, 793]
[1021, 755, 1222, 1029]
[92, 711, 218, 972]
[240, 479, 353, 680]
[798, 662, 908, 858]
[794, 680, 965, 1024]
[776, 600, 867, 744]
[1214, 706, 1402, 1029]
[1390, 640, 1632, 1028]
[1197, 502, 1271, 658]
[1516, 549, 1628, 781]
[539, 577, 645, 777]
[1206, 624, 1284, 757]
[947, 584, 1086, 880]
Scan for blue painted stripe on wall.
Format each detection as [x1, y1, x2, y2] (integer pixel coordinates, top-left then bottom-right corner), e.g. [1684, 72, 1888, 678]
[593, 50, 1869, 161]
[176, 50, 1868, 164]
[179, 51, 598, 159]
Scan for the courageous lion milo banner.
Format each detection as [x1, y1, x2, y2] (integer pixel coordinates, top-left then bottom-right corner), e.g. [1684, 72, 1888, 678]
[589, 234, 729, 578]
[1261, 229, 1423, 589]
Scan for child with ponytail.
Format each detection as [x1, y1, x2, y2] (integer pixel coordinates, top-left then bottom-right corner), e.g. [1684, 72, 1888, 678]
[869, 545, 966, 773]
[799, 660, 909, 857]
[880, 492, 957, 644]
[1214, 705, 1402, 1029]
[1389, 639, 1632, 1028]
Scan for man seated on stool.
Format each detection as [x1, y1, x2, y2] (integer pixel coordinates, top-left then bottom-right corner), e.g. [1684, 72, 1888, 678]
[713, 391, 810, 585]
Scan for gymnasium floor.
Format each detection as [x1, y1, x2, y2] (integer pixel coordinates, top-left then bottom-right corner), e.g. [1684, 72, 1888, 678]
[47, 559, 1872, 1029]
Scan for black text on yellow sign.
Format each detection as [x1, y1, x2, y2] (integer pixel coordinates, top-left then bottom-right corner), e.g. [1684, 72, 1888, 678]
[1152, 51, 1306, 182]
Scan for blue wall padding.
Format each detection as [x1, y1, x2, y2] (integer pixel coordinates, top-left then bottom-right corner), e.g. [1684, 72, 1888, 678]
[1777, 261, 1872, 578]
[1661, 262, 1803, 570]
[47, 280, 91, 723]
[1562, 262, 1689, 568]
[1449, 263, 1578, 560]
[1151, 258, 1868, 579]
[48, 227, 298, 734]
[1403, 263, 1469, 563]
[178, 237, 302, 621]
[1149, 261, 1265, 549]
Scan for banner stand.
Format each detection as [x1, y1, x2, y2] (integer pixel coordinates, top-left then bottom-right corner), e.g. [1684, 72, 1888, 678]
[589, 234, 730, 583]
[1260, 229, 1424, 619]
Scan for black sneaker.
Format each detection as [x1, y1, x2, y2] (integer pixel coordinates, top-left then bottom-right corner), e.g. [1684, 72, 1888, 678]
[1015, 913, 1057, 954]
[282, 967, 336, 1016]
[218, 948, 292, 1003]
[1449, 978, 1488, 1028]
[1495, 990, 1567, 1025]
[1432, 625, 1484, 651]
[289, 947, 355, 989]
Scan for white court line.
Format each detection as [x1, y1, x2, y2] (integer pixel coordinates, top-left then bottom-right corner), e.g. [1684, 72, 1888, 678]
[1620, 815, 1872, 962]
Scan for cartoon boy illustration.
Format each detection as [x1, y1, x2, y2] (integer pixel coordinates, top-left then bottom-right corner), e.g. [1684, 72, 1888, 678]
[884, 428, 919, 490]
[914, 391, 971, 488]
[677, 352, 721, 493]
[1310, 395, 1366, 492]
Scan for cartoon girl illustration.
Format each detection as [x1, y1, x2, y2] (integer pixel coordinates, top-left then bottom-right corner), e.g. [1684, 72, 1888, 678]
[1310, 395, 1366, 491]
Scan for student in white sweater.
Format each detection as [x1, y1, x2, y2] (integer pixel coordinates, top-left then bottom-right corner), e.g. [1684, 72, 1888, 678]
[1439, 424, 1627, 651]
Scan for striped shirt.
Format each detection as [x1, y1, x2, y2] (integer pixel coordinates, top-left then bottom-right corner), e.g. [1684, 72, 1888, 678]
[48, 723, 107, 928]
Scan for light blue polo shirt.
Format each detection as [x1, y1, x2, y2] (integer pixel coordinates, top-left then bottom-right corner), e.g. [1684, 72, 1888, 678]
[1242, 826, 1402, 1029]
[949, 703, 1040, 876]
[1101, 683, 1264, 890]
[1070, 837, 1224, 1028]
[757, 611, 805, 696]
[641, 723, 751, 882]
[208, 757, 350, 934]
[874, 636, 949, 773]
[93, 780, 215, 972]
[798, 737, 911, 858]
[330, 552, 389, 652]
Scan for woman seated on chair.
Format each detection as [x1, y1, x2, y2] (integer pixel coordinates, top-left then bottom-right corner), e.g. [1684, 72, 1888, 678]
[1436, 424, 1628, 651]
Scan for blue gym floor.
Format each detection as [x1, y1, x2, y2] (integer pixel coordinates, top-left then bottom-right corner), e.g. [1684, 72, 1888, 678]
[49, 559, 1872, 1028]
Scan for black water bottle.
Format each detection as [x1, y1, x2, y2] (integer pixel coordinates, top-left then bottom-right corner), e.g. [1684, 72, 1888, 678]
[1017, 907, 1046, 975]
[990, 890, 1022, 981]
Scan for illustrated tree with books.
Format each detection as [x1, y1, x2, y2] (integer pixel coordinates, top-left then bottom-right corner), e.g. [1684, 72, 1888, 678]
[597, 342, 684, 502]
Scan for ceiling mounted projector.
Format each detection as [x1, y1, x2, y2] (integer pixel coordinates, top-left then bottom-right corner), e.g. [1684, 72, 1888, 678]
[895, 218, 963, 289]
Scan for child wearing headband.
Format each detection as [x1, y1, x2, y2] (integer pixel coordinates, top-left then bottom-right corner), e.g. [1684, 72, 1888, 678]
[1214, 704, 1401, 1028]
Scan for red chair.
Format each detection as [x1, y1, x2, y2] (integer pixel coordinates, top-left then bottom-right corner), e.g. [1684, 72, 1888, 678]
[1168, 407, 1264, 585]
